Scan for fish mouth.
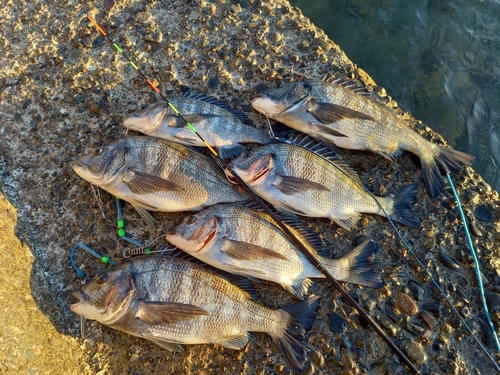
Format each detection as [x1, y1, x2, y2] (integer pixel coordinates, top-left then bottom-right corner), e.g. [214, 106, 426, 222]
[70, 290, 89, 311]
[197, 227, 217, 253]
[74, 158, 88, 168]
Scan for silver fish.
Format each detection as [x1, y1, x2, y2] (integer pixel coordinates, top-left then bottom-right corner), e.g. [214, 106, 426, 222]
[166, 203, 382, 299]
[70, 255, 320, 372]
[72, 136, 249, 227]
[124, 93, 272, 159]
[251, 80, 474, 198]
[228, 140, 420, 229]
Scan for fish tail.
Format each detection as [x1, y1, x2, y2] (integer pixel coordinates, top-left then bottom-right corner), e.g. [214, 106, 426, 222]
[386, 183, 421, 227]
[421, 144, 474, 198]
[272, 296, 320, 372]
[324, 239, 383, 288]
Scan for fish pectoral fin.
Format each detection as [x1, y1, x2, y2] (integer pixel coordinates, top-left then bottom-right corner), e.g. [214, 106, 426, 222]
[332, 215, 361, 230]
[136, 300, 210, 325]
[124, 169, 185, 194]
[172, 133, 199, 145]
[142, 334, 185, 352]
[218, 144, 246, 159]
[218, 333, 250, 350]
[275, 201, 308, 216]
[132, 205, 156, 228]
[183, 113, 220, 124]
[273, 175, 330, 195]
[222, 239, 288, 261]
[308, 100, 376, 125]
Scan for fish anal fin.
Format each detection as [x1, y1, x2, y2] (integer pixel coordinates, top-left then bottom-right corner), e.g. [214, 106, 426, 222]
[143, 334, 185, 352]
[132, 205, 156, 228]
[332, 215, 360, 230]
[286, 278, 314, 300]
[218, 333, 249, 350]
[222, 239, 287, 261]
[309, 101, 376, 124]
[274, 175, 330, 195]
[124, 169, 185, 194]
[136, 300, 209, 325]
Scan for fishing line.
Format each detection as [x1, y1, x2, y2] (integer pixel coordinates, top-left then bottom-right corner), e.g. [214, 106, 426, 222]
[277, 127, 500, 371]
[86, 15, 421, 374]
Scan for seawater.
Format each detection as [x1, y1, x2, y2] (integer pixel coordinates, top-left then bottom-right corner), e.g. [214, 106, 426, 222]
[289, 0, 500, 192]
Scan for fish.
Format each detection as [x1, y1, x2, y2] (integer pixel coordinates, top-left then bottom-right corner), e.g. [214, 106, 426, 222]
[123, 93, 273, 159]
[70, 255, 320, 372]
[166, 203, 383, 299]
[72, 136, 250, 227]
[251, 80, 474, 198]
[228, 138, 421, 229]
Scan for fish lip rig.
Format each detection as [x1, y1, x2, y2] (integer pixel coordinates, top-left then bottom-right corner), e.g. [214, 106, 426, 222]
[71, 14, 500, 374]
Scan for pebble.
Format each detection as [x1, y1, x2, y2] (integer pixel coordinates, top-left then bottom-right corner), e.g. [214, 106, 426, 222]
[485, 292, 500, 311]
[327, 313, 347, 334]
[299, 361, 315, 375]
[398, 340, 427, 365]
[311, 349, 324, 367]
[207, 76, 219, 90]
[419, 310, 438, 329]
[145, 32, 163, 43]
[408, 280, 426, 301]
[437, 251, 460, 270]
[474, 204, 495, 222]
[104, 0, 115, 11]
[266, 31, 282, 43]
[395, 291, 419, 316]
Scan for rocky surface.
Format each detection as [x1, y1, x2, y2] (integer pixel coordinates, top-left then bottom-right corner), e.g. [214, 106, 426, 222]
[1, 0, 499, 374]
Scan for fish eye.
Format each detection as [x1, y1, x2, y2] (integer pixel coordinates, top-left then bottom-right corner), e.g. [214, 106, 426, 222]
[93, 147, 103, 156]
[96, 273, 108, 284]
[186, 215, 197, 224]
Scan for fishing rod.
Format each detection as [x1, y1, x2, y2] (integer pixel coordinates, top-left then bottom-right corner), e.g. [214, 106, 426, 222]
[87, 16, 421, 374]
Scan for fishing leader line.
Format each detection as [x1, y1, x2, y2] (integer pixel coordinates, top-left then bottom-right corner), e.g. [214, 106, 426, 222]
[276, 129, 500, 371]
[86, 15, 421, 374]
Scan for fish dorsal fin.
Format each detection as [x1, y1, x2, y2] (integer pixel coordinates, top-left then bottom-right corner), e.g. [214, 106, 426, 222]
[136, 300, 210, 325]
[124, 169, 185, 194]
[181, 91, 253, 125]
[221, 239, 288, 261]
[165, 249, 260, 301]
[286, 135, 363, 185]
[327, 77, 372, 96]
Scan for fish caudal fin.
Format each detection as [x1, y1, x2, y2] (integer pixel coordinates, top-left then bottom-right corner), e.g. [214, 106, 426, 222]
[422, 145, 474, 198]
[272, 296, 320, 372]
[387, 183, 421, 227]
[330, 239, 383, 288]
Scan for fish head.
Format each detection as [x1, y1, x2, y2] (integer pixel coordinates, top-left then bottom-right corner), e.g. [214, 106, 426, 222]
[70, 268, 137, 324]
[123, 102, 168, 134]
[229, 148, 275, 186]
[251, 82, 312, 117]
[73, 142, 127, 186]
[166, 212, 222, 255]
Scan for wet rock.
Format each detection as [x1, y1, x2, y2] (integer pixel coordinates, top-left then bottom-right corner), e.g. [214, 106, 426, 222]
[379, 319, 398, 336]
[311, 349, 324, 367]
[398, 340, 427, 365]
[437, 251, 460, 270]
[145, 31, 163, 43]
[104, 0, 115, 11]
[474, 204, 494, 222]
[327, 313, 347, 334]
[395, 291, 419, 316]
[485, 292, 500, 311]
[419, 310, 438, 329]
[434, 355, 459, 374]
[408, 280, 426, 301]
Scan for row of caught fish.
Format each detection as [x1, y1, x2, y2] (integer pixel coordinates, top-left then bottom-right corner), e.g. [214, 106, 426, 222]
[70, 79, 473, 372]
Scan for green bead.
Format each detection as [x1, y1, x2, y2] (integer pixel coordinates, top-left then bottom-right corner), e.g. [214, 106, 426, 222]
[101, 257, 110, 264]
[118, 229, 125, 237]
[145, 248, 151, 255]
[117, 220, 124, 229]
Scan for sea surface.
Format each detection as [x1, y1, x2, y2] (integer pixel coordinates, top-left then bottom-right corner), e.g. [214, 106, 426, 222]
[289, 0, 500, 192]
